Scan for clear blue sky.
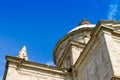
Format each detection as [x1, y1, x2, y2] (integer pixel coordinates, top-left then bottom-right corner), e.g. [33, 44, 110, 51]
[0, 0, 120, 79]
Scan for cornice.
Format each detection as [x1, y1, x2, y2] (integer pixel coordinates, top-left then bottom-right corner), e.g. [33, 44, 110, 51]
[5, 56, 69, 75]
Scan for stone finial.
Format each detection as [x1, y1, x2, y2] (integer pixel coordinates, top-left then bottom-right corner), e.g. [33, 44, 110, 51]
[78, 19, 91, 26]
[17, 46, 28, 60]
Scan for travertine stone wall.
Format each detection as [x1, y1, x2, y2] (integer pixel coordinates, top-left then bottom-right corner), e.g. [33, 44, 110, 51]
[55, 39, 69, 65]
[6, 68, 66, 80]
[4, 57, 71, 80]
[71, 45, 83, 65]
[75, 30, 114, 80]
[72, 33, 84, 43]
[72, 30, 92, 43]
[60, 50, 71, 68]
[105, 32, 120, 78]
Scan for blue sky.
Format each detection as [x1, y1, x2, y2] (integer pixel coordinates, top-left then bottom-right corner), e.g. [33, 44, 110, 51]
[0, 0, 120, 79]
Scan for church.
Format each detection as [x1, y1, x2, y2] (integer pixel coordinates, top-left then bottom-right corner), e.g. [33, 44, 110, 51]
[3, 19, 120, 80]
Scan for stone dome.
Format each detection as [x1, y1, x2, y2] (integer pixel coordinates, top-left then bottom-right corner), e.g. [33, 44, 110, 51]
[53, 19, 96, 66]
[68, 19, 96, 33]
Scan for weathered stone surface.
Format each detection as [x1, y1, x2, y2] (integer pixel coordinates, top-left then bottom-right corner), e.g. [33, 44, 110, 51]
[3, 20, 120, 80]
[73, 20, 120, 80]
[3, 56, 71, 80]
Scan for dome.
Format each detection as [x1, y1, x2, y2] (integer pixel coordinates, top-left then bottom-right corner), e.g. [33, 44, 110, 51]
[68, 19, 96, 33]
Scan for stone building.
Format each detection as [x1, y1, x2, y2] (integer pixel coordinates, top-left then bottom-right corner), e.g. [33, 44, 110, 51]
[3, 19, 120, 80]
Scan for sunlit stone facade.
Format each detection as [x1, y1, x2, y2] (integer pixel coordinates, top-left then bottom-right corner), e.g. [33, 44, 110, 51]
[3, 20, 120, 80]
